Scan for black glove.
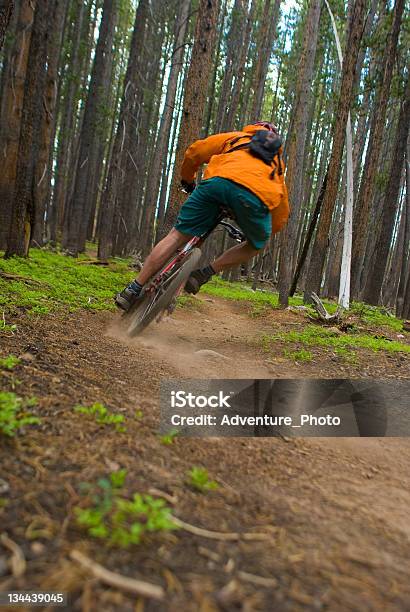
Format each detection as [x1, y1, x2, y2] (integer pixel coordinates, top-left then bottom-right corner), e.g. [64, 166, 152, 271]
[181, 180, 195, 194]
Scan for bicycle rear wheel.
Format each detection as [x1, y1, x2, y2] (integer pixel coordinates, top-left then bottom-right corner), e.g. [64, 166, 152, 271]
[125, 247, 202, 337]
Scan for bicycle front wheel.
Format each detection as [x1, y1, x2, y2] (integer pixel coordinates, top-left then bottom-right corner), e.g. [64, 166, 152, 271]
[125, 247, 202, 337]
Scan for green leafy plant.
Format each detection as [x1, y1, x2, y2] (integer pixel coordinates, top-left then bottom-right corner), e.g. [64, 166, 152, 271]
[74, 402, 126, 432]
[159, 428, 179, 445]
[187, 467, 218, 492]
[75, 470, 178, 547]
[283, 348, 313, 363]
[0, 392, 40, 437]
[0, 355, 21, 370]
[0, 248, 133, 317]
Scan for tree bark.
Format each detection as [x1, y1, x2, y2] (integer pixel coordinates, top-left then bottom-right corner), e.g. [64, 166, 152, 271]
[363, 75, 409, 305]
[97, 0, 149, 261]
[161, 0, 220, 239]
[303, 0, 367, 302]
[0, 0, 14, 51]
[31, 0, 66, 246]
[351, 0, 405, 297]
[5, 0, 49, 257]
[249, 0, 281, 121]
[64, 0, 118, 256]
[0, 0, 33, 250]
[139, 0, 191, 255]
[49, 0, 86, 245]
[277, 0, 321, 306]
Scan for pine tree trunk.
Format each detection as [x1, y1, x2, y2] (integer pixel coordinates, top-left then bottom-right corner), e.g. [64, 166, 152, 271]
[161, 0, 220, 239]
[97, 0, 149, 261]
[225, 0, 255, 129]
[31, 0, 66, 246]
[113, 3, 163, 256]
[277, 0, 321, 306]
[64, 0, 117, 256]
[303, 0, 367, 302]
[396, 143, 410, 317]
[363, 75, 409, 305]
[351, 0, 405, 297]
[139, 0, 191, 256]
[249, 0, 281, 121]
[0, 0, 14, 51]
[0, 0, 33, 250]
[214, 0, 244, 131]
[5, 0, 49, 257]
[49, 0, 86, 245]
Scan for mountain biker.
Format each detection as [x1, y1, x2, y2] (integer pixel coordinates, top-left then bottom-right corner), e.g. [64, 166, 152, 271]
[115, 121, 289, 312]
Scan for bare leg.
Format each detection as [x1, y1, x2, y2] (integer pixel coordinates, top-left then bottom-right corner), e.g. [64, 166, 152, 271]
[136, 229, 192, 285]
[211, 241, 260, 273]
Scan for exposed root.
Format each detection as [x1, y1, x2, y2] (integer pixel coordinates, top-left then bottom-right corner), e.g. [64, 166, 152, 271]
[69, 550, 164, 601]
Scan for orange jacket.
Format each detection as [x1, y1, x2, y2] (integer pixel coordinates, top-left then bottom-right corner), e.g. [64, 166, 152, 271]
[180, 124, 290, 233]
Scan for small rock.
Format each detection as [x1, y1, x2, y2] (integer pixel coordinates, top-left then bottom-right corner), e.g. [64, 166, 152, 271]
[0, 479, 9, 494]
[19, 352, 35, 362]
[31, 542, 45, 555]
[204, 298, 214, 303]
[396, 334, 405, 339]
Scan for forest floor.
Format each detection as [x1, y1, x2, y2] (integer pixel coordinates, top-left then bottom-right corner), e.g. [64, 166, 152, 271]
[1, 251, 410, 611]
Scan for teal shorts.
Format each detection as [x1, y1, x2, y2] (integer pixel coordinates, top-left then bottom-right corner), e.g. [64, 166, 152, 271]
[174, 177, 271, 249]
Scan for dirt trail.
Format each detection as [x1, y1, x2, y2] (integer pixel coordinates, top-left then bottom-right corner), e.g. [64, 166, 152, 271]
[1, 296, 410, 611]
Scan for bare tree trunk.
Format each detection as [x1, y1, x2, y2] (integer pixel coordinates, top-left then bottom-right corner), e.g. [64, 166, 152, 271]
[5, 0, 49, 257]
[225, 0, 255, 129]
[277, 0, 321, 306]
[0, 0, 14, 51]
[363, 75, 409, 304]
[249, 0, 281, 121]
[303, 0, 367, 302]
[31, 0, 66, 246]
[396, 140, 410, 317]
[64, 0, 117, 256]
[0, 0, 33, 250]
[214, 0, 244, 131]
[50, 1, 87, 245]
[140, 0, 191, 255]
[351, 0, 405, 297]
[161, 0, 220, 238]
[97, 0, 149, 261]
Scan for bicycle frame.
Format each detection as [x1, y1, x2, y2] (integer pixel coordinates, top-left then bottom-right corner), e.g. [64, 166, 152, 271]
[146, 209, 245, 294]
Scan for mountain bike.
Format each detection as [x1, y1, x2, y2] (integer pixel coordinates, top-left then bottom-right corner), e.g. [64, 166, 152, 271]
[122, 207, 245, 337]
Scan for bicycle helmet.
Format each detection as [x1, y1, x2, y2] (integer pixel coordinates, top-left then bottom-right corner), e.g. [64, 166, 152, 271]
[253, 121, 279, 133]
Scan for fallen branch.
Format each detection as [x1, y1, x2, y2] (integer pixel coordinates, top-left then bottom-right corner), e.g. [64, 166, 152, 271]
[237, 570, 278, 588]
[69, 550, 164, 601]
[0, 272, 48, 286]
[1, 533, 26, 578]
[309, 292, 344, 323]
[171, 517, 270, 542]
[76, 260, 109, 266]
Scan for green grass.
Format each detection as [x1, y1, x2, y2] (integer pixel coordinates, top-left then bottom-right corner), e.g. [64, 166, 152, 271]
[0, 392, 40, 437]
[74, 402, 126, 433]
[0, 355, 21, 370]
[159, 428, 179, 445]
[75, 470, 178, 548]
[283, 348, 313, 363]
[202, 278, 405, 331]
[187, 466, 219, 492]
[0, 248, 133, 317]
[263, 324, 410, 356]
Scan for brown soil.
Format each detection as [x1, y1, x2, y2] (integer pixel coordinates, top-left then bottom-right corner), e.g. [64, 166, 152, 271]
[0, 297, 410, 611]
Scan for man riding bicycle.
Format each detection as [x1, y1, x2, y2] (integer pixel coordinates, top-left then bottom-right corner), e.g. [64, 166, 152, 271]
[115, 121, 289, 312]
